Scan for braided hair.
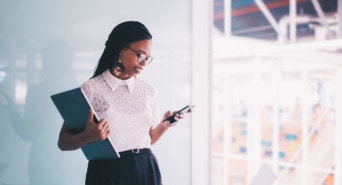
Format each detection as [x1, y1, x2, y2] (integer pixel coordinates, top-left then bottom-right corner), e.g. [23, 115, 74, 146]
[92, 21, 152, 78]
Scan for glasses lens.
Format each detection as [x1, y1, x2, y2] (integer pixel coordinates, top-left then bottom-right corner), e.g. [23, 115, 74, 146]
[146, 56, 153, 64]
[137, 53, 146, 63]
[136, 53, 153, 65]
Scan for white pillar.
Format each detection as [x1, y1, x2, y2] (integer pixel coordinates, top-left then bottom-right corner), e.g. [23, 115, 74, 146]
[192, 0, 212, 185]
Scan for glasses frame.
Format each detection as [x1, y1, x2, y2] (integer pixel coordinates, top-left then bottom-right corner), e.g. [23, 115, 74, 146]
[126, 46, 153, 65]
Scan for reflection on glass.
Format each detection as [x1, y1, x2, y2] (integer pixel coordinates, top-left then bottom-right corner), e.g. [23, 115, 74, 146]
[2, 39, 87, 185]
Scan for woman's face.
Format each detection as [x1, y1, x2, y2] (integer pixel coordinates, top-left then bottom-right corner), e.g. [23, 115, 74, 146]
[119, 39, 152, 79]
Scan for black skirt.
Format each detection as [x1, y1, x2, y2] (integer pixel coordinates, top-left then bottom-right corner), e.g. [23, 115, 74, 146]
[85, 148, 162, 185]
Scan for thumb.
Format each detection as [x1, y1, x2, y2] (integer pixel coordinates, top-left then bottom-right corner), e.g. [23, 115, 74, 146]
[88, 109, 94, 123]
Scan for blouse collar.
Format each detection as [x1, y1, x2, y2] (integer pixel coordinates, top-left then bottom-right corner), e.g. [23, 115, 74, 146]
[102, 69, 136, 93]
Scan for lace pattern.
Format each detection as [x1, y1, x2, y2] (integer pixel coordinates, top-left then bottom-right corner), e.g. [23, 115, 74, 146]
[80, 70, 158, 151]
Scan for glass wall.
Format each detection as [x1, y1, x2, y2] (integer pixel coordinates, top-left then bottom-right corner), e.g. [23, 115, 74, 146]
[0, 1, 192, 185]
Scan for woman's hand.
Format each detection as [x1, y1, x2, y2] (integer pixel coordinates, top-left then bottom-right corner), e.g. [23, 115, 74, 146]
[83, 109, 110, 141]
[149, 110, 184, 145]
[161, 110, 185, 128]
[58, 109, 110, 151]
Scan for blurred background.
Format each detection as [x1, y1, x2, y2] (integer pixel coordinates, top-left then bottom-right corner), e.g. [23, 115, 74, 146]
[0, 0, 341, 185]
[211, 0, 342, 185]
[0, 1, 192, 185]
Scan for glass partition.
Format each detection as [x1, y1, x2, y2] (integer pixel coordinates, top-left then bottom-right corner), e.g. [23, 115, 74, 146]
[0, 1, 192, 185]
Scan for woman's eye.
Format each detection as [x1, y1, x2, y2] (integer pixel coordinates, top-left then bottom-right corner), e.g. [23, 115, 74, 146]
[137, 53, 146, 61]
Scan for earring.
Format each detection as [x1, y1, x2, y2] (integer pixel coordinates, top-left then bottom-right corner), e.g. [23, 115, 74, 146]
[114, 66, 121, 76]
[113, 58, 122, 76]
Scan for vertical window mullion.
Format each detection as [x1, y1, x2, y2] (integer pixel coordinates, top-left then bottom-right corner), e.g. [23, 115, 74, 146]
[334, 69, 342, 185]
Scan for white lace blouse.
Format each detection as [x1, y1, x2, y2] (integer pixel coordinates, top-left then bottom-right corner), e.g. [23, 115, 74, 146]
[80, 69, 159, 152]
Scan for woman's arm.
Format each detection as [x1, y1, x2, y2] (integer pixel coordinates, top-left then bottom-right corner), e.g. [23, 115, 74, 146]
[149, 110, 185, 145]
[149, 122, 170, 145]
[58, 123, 92, 151]
[58, 109, 110, 151]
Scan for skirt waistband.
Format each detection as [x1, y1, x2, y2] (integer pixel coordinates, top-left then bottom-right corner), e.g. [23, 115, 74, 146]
[119, 148, 151, 157]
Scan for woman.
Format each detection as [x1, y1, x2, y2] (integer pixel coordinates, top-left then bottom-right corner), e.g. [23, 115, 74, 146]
[57, 21, 187, 185]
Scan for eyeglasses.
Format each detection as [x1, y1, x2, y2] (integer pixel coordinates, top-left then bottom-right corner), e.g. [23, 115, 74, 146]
[126, 46, 153, 65]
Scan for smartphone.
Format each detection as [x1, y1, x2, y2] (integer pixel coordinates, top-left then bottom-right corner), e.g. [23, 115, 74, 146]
[163, 105, 195, 124]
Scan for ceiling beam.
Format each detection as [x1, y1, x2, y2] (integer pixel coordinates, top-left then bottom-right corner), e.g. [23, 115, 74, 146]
[232, 0, 309, 17]
[254, 0, 282, 39]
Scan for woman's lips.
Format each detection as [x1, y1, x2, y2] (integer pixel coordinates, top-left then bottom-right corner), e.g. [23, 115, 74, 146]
[136, 67, 143, 74]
